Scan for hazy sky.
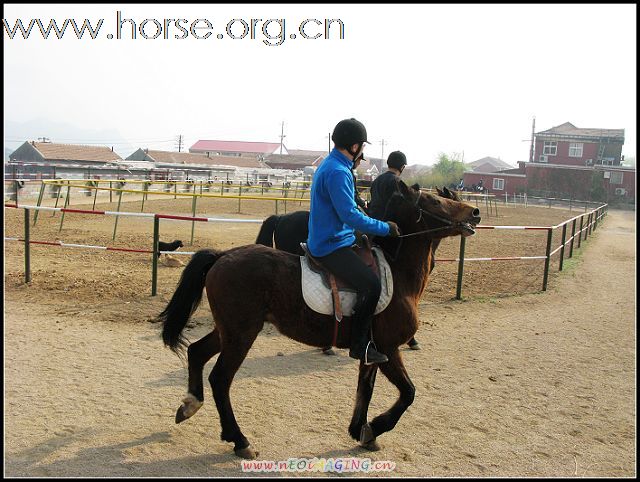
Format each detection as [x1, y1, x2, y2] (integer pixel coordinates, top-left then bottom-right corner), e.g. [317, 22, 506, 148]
[3, 4, 637, 165]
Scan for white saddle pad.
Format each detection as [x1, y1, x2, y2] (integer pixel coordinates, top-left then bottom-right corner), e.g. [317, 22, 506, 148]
[300, 247, 394, 317]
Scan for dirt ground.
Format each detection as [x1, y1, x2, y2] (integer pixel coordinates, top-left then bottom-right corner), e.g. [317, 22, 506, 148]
[3, 193, 636, 477]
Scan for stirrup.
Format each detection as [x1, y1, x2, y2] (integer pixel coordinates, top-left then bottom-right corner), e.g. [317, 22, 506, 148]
[363, 341, 388, 366]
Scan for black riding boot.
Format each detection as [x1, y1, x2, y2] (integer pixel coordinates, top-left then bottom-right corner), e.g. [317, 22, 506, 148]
[348, 315, 388, 365]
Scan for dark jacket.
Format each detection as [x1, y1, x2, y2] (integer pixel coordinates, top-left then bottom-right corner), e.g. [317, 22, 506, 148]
[367, 170, 402, 220]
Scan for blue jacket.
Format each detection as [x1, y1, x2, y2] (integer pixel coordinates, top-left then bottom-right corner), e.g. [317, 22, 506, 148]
[308, 148, 390, 257]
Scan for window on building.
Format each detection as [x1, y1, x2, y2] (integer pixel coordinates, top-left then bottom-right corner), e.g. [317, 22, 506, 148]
[568, 143, 583, 157]
[493, 178, 504, 190]
[610, 171, 623, 185]
[543, 141, 557, 155]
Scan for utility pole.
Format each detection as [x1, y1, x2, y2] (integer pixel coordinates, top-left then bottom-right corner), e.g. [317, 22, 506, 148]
[328, 132, 331, 153]
[529, 116, 535, 163]
[176, 134, 183, 152]
[379, 139, 387, 161]
[279, 121, 286, 156]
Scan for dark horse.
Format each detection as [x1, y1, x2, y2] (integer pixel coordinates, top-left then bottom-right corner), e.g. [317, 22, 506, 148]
[158, 181, 480, 459]
[254, 187, 463, 351]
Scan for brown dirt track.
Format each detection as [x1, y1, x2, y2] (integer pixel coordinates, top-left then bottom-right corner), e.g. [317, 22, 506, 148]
[3, 193, 636, 477]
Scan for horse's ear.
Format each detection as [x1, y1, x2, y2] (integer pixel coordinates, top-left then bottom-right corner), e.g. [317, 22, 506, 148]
[443, 186, 452, 197]
[436, 187, 444, 197]
[397, 180, 418, 201]
[411, 183, 421, 191]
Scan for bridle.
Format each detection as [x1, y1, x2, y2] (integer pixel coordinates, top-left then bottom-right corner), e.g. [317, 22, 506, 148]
[396, 194, 461, 238]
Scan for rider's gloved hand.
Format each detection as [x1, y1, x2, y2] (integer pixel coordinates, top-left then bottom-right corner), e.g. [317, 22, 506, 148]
[386, 221, 401, 237]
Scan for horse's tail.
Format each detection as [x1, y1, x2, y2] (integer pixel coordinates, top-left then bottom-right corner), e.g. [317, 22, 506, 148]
[159, 249, 223, 356]
[255, 214, 280, 247]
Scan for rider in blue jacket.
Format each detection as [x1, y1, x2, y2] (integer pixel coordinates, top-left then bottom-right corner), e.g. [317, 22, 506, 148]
[308, 118, 400, 365]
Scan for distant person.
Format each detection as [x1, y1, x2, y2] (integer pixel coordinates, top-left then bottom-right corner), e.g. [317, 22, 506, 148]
[457, 178, 464, 191]
[367, 151, 408, 220]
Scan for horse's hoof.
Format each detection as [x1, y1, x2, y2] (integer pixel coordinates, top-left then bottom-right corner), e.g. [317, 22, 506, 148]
[235, 446, 259, 459]
[409, 343, 421, 351]
[175, 394, 203, 423]
[322, 347, 336, 356]
[175, 407, 188, 424]
[361, 439, 381, 451]
[359, 423, 375, 445]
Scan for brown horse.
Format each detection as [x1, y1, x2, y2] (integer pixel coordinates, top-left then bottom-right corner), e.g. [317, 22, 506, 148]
[158, 181, 480, 459]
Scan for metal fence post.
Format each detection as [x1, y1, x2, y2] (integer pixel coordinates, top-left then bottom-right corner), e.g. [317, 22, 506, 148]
[24, 208, 31, 283]
[577, 215, 584, 248]
[559, 224, 567, 271]
[190, 183, 198, 245]
[569, 219, 576, 258]
[542, 228, 553, 291]
[152, 215, 159, 296]
[455, 236, 466, 300]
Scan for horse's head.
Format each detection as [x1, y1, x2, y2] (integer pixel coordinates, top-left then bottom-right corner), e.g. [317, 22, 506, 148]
[384, 182, 481, 239]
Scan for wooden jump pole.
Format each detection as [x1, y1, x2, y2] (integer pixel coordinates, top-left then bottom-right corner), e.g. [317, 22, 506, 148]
[92, 182, 99, 211]
[112, 188, 124, 241]
[52, 180, 63, 216]
[58, 183, 71, 232]
[33, 181, 46, 226]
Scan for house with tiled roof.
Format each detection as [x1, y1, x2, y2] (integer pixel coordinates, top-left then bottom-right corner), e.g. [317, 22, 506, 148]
[10, 141, 122, 165]
[126, 148, 270, 170]
[466, 156, 514, 173]
[189, 140, 287, 158]
[534, 122, 625, 166]
[264, 149, 326, 170]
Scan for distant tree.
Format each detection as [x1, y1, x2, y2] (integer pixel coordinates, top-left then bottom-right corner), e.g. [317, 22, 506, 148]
[404, 152, 467, 189]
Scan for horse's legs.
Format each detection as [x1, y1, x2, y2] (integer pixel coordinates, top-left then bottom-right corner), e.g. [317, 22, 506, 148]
[175, 329, 221, 423]
[360, 350, 415, 448]
[348, 362, 378, 442]
[208, 326, 261, 459]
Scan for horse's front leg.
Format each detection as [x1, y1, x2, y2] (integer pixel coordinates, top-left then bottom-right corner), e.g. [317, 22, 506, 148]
[360, 350, 415, 450]
[348, 362, 378, 445]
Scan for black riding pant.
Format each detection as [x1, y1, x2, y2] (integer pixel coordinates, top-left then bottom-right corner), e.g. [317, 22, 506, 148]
[317, 246, 382, 325]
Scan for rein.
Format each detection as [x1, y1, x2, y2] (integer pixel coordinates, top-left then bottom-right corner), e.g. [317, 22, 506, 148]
[396, 196, 461, 239]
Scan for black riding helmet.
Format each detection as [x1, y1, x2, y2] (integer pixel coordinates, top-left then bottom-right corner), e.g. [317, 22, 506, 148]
[387, 151, 407, 170]
[331, 118, 369, 150]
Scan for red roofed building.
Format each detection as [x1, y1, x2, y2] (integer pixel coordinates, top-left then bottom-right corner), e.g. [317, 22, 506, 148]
[189, 140, 287, 158]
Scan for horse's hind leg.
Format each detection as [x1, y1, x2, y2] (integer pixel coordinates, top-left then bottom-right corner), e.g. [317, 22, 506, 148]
[359, 350, 415, 450]
[175, 329, 221, 423]
[348, 363, 378, 444]
[209, 325, 261, 459]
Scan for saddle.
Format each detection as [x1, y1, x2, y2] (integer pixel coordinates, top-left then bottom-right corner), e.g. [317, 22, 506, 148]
[299, 236, 393, 325]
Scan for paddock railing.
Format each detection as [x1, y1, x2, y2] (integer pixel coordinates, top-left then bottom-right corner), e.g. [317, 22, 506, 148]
[5, 202, 608, 299]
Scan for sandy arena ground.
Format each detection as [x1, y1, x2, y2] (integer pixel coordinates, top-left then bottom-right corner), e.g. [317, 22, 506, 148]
[3, 193, 636, 477]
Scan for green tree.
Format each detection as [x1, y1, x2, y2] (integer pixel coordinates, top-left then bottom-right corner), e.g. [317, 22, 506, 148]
[403, 152, 467, 189]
